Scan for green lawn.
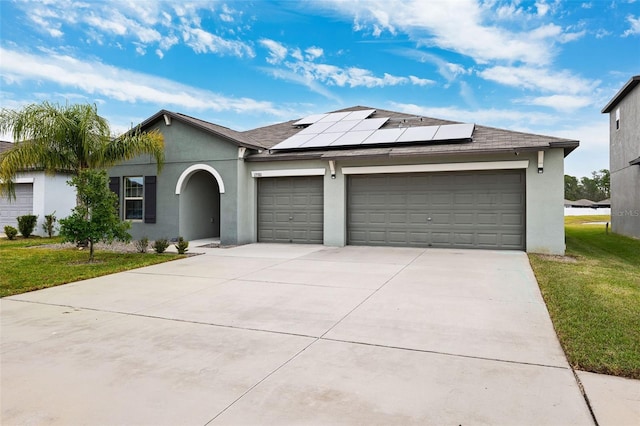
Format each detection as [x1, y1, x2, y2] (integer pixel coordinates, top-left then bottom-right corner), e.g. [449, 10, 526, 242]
[529, 216, 640, 379]
[0, 237, 184, 298]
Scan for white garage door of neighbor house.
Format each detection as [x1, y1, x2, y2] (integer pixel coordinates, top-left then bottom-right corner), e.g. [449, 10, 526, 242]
[348, 170, 526, 250]
[258, 176, 324, 244]
[0, 183, 34, 230]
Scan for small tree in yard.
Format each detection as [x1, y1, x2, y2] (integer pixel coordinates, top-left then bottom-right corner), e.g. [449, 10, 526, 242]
[60, 169, 131, 261]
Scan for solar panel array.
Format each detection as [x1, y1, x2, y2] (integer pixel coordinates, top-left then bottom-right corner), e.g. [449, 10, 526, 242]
[273, 110, 474, 151]
[292, 109, 376, 126]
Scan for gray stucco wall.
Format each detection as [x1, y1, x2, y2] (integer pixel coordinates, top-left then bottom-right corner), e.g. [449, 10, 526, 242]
[244, 149, 568, 254]
[108, 119, 241, 244]
[608, 85, 640, 238]
[524, 148, 566, 254]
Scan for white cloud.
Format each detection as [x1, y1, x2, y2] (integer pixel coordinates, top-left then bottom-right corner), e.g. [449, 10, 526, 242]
[478, 66, 599, 95]
[183, 27, 254, 57]
[623, 15, 640, 36]
[409, 76, 434, 86]
[395, 49, 470, 84]
[14, 1, 253, 59]
[517, 94, 594, 111]
[388, 102, 557, 127]
[260, 39, 288, 64]
[0, 47, 285, 116]
[305, 47, 324, 60]
[536, 1, 550, 16]
[316, 0, 579, 65]
[258, 39, 434, 95]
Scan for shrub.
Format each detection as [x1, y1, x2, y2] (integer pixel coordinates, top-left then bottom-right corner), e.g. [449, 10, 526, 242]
[134, 237, 149, 253]
[4, 225, 18, 240]
[59, 170, 131, 261]
[17, 215, 38, 238]
[174, 236, 189, 254]
[152, 238, 169, 254]
[42, 212, 57, 238]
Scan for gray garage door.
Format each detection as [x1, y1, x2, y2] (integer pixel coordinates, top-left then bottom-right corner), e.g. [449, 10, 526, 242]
[258, 176, 323, 244]
[0, 183, 34, 230]
[348, 170, 525, 250]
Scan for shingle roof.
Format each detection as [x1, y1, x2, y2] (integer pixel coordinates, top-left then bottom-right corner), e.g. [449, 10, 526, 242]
[134, 106, 579, 161]
[0, 141, 14, 154]
[137, 110, 264, 149]
[570, 199, 596, 207]
[242, 105, 579, 161]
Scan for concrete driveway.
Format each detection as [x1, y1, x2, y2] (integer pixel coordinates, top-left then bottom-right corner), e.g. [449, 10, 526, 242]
[1, 244, 594, 425]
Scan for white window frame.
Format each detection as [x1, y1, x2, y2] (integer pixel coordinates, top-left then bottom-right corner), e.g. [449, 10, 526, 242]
[124, 176, 144, 221]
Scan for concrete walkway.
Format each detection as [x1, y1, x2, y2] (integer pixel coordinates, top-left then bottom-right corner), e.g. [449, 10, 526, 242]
[0, 243, 633, 424]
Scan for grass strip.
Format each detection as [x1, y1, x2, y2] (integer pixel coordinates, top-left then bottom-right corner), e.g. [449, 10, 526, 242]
[1, 237, 184, 298]
[529, 216, 640, 379]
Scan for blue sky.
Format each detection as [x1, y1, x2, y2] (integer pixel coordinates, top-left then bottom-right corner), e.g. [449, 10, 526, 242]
[1, 0, 639, 177]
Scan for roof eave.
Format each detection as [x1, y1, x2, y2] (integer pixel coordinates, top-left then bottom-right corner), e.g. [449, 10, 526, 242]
[131, 110, 264, 150]
[548, 140, 580, 157]
[245, 143, 577, 162]
[601, 75, 640, 113]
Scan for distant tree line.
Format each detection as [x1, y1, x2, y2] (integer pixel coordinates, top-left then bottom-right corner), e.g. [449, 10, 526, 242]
[564, 169, 610, 201]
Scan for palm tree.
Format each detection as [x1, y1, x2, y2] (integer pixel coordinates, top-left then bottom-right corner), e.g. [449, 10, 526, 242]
[0, 101, 164, 198]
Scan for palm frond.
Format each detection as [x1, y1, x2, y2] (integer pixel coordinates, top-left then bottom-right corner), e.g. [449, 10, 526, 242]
[102, 128, 165, 172]
[0, 101, 164, 200]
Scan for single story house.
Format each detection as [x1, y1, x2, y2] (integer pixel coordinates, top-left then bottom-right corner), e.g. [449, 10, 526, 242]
[0, 141, 76, 235]
[602, 75, 640, 239]
[563, 198, 611, 216]
[108, 106, 579, 254]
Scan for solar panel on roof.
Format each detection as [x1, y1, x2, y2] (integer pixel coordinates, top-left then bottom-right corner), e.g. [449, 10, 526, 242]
[396, 126, 439, 143]
[297, 121, 335, 135]
[351, 117, 389, 131]
[272, 133, 317, 149]
[325, 120, 361, 133]
[317, 112, 352, 123]
[343, 109, 376, 121]
[302, 132, 345, 147]
[362, 128, 406, 144]
[432, 123, 474, 141]
[293, 113, 329, 126]
[330, 130, 376, 146]
[273, 111, 475, 151]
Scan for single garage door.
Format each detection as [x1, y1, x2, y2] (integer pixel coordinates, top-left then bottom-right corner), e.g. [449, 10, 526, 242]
[0, 183, 34, 230]
[258, 176, 323, 244]
[348, 170, 525, 250]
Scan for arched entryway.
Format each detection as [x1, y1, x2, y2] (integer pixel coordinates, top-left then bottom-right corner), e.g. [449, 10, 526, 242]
[175, 164, 224, 241]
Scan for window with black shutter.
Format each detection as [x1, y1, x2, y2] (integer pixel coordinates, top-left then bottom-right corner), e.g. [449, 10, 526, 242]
[144, 176, 157, 224]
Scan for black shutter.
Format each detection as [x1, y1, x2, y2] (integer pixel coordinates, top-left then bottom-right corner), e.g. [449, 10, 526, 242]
[108, 177, 120, 217]
[144, 176, 157, 224]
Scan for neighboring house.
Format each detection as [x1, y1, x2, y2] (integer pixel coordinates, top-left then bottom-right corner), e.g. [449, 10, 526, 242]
[563, 198, 611, 216]
[108, 106, 579, 254]
[602, 75, 640, 239]
[567, 199, 596, 208]
[0, 141, 76, 235]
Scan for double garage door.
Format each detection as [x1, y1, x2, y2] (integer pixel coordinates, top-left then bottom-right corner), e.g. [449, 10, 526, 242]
[0, 183, 33, 230]
[257, 170, 525, 250]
